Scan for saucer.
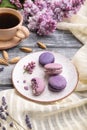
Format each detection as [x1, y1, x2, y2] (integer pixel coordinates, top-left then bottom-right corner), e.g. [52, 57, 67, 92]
[0, 26, 29, 50]
[0, 36, 21, 50]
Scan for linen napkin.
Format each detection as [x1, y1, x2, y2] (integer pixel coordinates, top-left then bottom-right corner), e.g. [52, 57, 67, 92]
[57, 0, 87, 91]
[57, 0, 87, 45]
[0, 2, 87, 130]
[0, 89, 87, 130]
[72, 44, 87, 91]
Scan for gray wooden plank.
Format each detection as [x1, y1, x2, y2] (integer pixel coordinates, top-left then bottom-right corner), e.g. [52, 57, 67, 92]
[0, 85, 14, 91]
[14, 30, 82, 48]
[0, 30, 82, 90]
[0, 47, 79, 86]
[0, 30, 82, 59]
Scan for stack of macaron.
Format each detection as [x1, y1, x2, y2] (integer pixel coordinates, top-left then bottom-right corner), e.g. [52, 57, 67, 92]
[39, 51, 67, 92]
[44, 63, 62, 75]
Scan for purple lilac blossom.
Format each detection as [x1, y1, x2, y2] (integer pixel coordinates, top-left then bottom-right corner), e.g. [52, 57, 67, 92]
[51, 0, 85, 21]
[25, 115, 32, 129]
[0, 96, 15, 129]
[28, 12, 56, 35]
[34, 0, 48, 10]
[24, 2, 39, 16]
[2, 96, 6, 106]
[37, 14, 57, 35]
[23, 0, 39, 22]
[23, 0, 85, 35]
[23, 61, 36, 74]
[24, 86, 29, 90]
[0, 0, 2, 3]
[10, 0, 22, 8]
[9, 122, 14, 127]
[2, 126, 6, 130]
[0, 67, 4, 72]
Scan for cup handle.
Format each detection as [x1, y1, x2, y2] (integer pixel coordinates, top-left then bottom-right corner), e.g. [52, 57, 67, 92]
[16, 26, 30, 39]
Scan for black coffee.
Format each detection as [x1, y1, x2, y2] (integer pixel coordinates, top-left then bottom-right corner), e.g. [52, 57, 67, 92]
[0, 13, 20, 29]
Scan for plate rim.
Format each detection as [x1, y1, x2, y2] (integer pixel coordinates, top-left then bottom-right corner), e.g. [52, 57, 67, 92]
[12, 51, 78, 104]
[0, 36, 21, 50]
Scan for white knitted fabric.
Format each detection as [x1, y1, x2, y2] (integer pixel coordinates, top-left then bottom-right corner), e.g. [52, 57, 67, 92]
[57, 0, 87, 92]
[57, 0, 87, 45]
[0, 89, 87, 130]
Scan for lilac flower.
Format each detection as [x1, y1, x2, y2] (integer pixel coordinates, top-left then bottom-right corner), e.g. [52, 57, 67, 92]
[9, 122, 14, 127]
[10, 0, 22, 8]
[37, 15, 57, 35]
[34, 0, 47, 10]
[2, 126, 6, 130]
[0, 0, 2, 3]
[0, 106, 4, 112]
[24, 86, 29, 90]
[23, 80, 26, 83]
[0, 67, 4, 72]
[2, 96, 6, 106]
[23, 61, 36, 74]
[24, 2, 39, 16]
[23, 0, 85, 35]
[28, 13, 57, 35]
[5, 112, 9, 116]
[0, 96, 16, 129]
[25, 115, 32, 129]
[51, 0, 85, 21]
[23, 0, 39, 22]
[0, 112, 7, 120]
[28, 15, 39, 31]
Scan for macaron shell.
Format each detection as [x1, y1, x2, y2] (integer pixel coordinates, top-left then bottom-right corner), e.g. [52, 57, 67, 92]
[48, 85, 62, 92]
[39, 52, 55, 66]
[48, 75, 67, 92]
[45, 69, 62, 75]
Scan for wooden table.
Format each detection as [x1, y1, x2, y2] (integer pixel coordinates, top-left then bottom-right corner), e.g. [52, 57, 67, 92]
[0, 30, 82, 91]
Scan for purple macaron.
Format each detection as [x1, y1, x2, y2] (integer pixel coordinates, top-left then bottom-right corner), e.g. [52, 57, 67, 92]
[44, 63, 63, 75]
[31, 77, 45, 96]
[48, 75, 67, 92]
[39, 52, 55, 66]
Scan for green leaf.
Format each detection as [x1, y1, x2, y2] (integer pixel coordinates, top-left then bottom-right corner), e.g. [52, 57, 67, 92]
[0, 0, 16, 9]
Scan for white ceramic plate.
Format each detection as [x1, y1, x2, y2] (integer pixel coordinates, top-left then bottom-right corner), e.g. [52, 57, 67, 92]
[12, 51, 78, 103]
